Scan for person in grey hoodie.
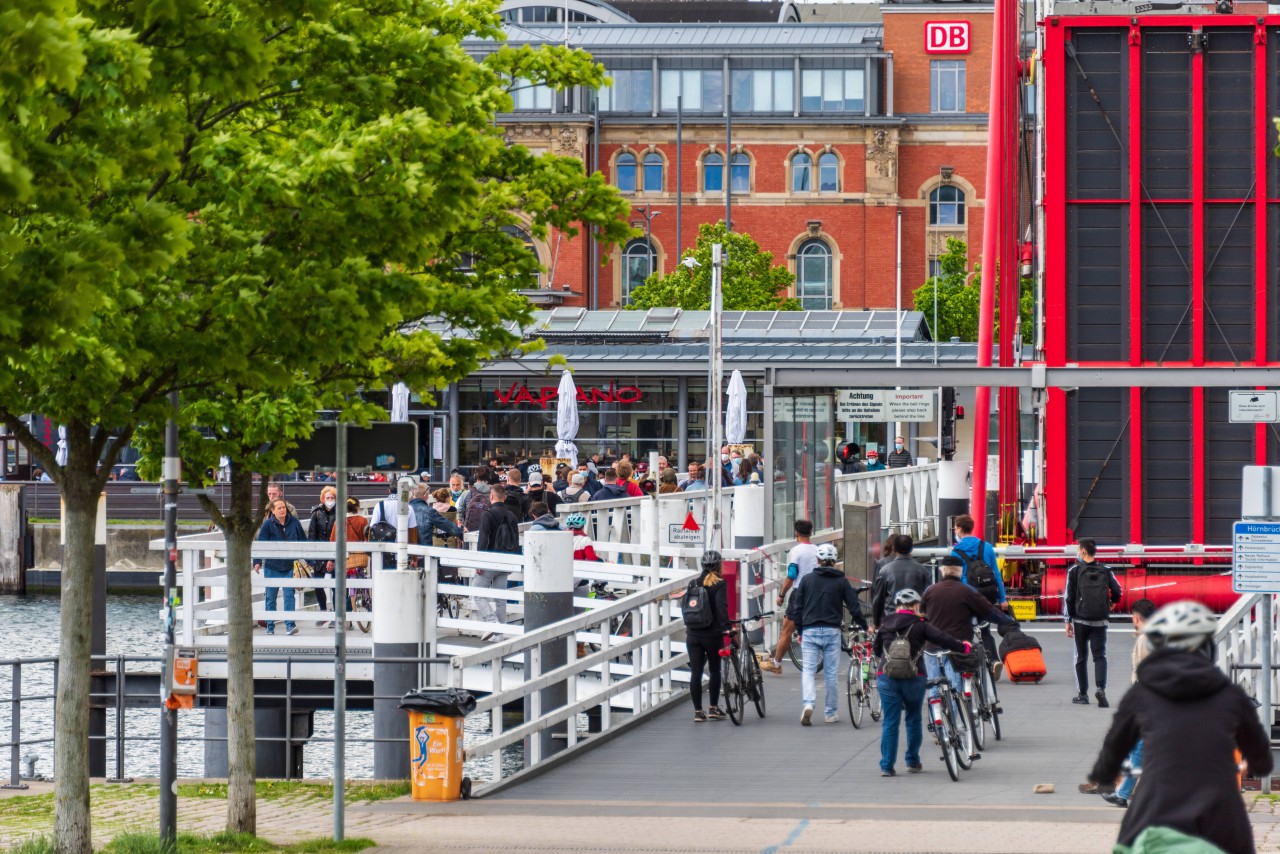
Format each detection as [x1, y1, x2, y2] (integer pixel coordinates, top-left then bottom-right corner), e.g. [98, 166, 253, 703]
[528, 502, 560, 532]
[589, 468, 630, 502]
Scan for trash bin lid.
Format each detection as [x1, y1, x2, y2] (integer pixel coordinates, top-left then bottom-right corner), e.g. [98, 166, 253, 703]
[399, 687, 476, 717]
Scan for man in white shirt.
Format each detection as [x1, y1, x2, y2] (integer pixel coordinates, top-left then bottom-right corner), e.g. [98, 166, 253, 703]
[763, 519, 820, 674]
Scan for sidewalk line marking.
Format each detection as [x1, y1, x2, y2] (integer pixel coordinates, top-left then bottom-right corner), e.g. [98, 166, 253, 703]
[761, 817, 809, 854]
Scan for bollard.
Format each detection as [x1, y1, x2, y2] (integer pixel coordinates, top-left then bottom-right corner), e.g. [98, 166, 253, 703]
[373, 569, 425, 780]
[938, 460, 968, 543]
[523, 530, 574, 764]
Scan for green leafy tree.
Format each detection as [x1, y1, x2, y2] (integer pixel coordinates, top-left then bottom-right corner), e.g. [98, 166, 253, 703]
[0, 0, 629, 849]
[912, 237, 1033, 343]
[627, 222, 801, 311]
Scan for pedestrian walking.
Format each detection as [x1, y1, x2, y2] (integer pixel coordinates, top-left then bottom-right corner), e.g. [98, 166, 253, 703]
[870, 534, 932, 627]
[254, 498, 307, 636]
[1100, 598, 1157, 808]
[475, 484, 521, 640]
[762, 519, 818, 674]
[684, 551, 731, 723]
[1065, 538, 1122, 707]
[787, 543, 868, 725]
[306, 486, 339, 623]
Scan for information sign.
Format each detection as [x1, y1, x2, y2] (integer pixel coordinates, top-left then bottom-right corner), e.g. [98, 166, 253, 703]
[1229, 391, 1280, 423]
[1232, 521, 1280, 593]
[838, 390, 885, 421]
[887, 390, 935, 422]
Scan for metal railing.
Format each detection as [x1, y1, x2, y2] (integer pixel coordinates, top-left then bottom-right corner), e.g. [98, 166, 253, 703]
[834, 463, 940, 543]
[1215, 593, 1279, 710]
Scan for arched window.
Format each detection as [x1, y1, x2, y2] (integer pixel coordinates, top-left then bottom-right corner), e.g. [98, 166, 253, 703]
[796, 239, 832, 310]
[791, 152, 812, 192]
[500, 225, 541, 287]
[818, 152, 839, 193]
[643, 152, 663, 192]
[929, 185, 966, 226]
[730, 152, 751, 193]
[616, 152, 637, 193]
[703, 152, 723, 192]
[622, 238, 655, 305]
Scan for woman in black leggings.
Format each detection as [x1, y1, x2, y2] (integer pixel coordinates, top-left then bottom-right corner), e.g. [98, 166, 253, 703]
[687, 551, 731, 722]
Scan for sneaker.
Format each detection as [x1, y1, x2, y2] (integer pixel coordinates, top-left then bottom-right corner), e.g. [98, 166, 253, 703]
[1095, 690, 1109, 708]
[880, 768, 896, 777]
[693, 710, 708, 723]
[990, 660, 1004, 681]
[801, 705, 814, 726]
[286, 626, 298, 636]
[266, 629, 275, 636]
[761, 660, 783, 675]
[824, 714, 840, 724]
[707, 706, 726, 720]
[1101, 792, 1128, 808]
[1072, 693, 1090, 705]
[907, 763, 924, 774]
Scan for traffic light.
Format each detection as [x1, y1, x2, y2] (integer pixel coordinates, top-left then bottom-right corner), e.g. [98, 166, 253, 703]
[941, 387, 957, 461]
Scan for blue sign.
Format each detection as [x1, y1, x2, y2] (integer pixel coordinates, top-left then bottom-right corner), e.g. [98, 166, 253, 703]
[1232, 521, 1280, 593]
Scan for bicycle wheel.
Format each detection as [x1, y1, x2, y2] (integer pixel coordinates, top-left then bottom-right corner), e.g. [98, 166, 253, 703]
[952, 693, 976, 770]
[933, 699, 960, 782]
[746, 647, 766, 718]
[867, 673, 882, 722]
[788, 632, 824, 673]
[722, 656, 743, 725]
[968, 678, 987, 751]
[352, 591, 371, 633]
[846, 661, 864, 728]
[982, 665, 1002, 741]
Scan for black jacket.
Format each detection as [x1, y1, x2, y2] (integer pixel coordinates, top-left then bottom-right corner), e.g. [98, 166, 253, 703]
[686, 573, 731, 640]
[1064, 560, 1123, 622]
[526, 487, 561, 515]
[307, 503, 337, 544]
[1090, 649, 1273, 853]
[787, 565, 868, 633]
[477, 501, 520, 554]
[590, 482, 630, 502]
[871, 556, 934, 625]
[505, 490, 532, 523]
[921, 577, 1010, 651]
[873, 611, 967, 677]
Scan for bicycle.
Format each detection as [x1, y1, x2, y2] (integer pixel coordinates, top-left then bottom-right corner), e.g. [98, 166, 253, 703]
[786, 585, 871, 671]
[959, 621, 1002, 747]
[347, 564, 372, 633]
[721, 611, 774, 725]
[924, 650, 977, 781]
[845, 630, 881, 728]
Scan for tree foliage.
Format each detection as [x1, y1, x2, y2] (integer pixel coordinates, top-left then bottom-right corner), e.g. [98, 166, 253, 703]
[626, 222, 801, 311]
[1, 0, 629, 849]
[911, 237, 1033, 343]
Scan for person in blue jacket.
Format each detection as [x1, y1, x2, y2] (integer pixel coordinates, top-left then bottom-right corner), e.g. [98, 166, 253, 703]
[951, 513, 1008, 664]
[254, 497, 307, 635]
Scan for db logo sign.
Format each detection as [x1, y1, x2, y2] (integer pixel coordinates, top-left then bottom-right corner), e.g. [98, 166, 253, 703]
[925, 21, 970, 54]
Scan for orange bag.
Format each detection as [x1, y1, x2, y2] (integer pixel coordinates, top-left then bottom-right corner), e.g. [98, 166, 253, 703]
[1003, 648, 1047, 683]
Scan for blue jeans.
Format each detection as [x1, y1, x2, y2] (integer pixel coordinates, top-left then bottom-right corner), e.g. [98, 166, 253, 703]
[1117, 739, 1143, 800]
[800, 626, 841, 718]
[924, 651, 962, 700]
[878, 674, 926, 772]
[263, 568, 296, 633]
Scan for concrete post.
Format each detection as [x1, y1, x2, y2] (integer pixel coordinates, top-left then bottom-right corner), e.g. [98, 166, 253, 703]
[372, 569, 426, 780]
[732, 485, 765, 643]
[523, 530, 574, 763]
[0, 485, 24, 593]
[938, 460, 968, 544]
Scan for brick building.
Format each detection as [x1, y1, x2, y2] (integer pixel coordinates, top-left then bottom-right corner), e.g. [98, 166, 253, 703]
[468, 0, 996, 314]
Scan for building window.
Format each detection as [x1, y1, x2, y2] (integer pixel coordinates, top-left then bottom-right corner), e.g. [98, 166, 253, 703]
[791, 152, 812, 192]
[643, 153, 663, 192]
[600, 68, 653, 114]
[703, 152, 724, 192]
[800, 67, 864, 113]
[928, 257, 944, 279]
[660, 69, 724, 113]
[501, 225, 541, 287]
[930, 61, 967, 113]
[730, 152, 750, 193]
[622, 238, 655, 305]
[616, 152, 637, 193]
[817, 152, 839, 193]
[796, 239, 832, 310]
[730, 68, 794, 113]
[511, 79, 553, 111]
[929, 185, 966, 226]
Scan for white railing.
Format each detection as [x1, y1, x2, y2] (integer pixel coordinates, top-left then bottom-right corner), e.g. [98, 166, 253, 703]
[1215, 593, 1280, 709]
[835, 463, 940, 543]
[444, 569, 695, 789]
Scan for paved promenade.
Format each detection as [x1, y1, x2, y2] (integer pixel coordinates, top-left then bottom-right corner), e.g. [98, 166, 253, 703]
[5, 626, 1279, 852]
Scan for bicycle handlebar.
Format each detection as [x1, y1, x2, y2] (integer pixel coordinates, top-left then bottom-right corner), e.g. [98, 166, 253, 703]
[730, 610, 777, 625]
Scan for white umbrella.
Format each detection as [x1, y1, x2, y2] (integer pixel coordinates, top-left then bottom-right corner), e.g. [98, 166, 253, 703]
[725, 370, 747, 446]
[390, 382, 410, 423]
[55, 426, 68, 467]
[553, 370, 580, 468]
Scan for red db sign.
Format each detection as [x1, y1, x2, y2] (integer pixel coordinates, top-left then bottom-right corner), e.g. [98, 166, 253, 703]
[925, 22, 970, 54]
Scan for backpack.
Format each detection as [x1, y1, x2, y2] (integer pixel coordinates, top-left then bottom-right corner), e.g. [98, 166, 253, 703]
[366, 520, 397, 543]
[1075, 564, 1112, 621]
[956, 540, 1000, 604]
[883, 628, 920, 679]
[489, 511, 520, 554]
[680, 581, 714, 630]
[463, 489, 491, 532]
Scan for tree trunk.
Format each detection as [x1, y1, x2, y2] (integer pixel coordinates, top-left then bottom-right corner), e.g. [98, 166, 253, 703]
[224, 465, 258, 834]
[54, 463, 100, 854]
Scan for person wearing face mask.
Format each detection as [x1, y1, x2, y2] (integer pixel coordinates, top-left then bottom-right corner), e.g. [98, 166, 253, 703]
[886, 435, 914, 469]
[447, 473, 467, 507]
[306, 486, 339, 625]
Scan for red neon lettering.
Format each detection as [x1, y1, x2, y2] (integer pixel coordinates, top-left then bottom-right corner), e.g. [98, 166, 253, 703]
[614, 385, 642, 404]
[587, 387, 613, 405]
[494, 383, 518, 405]
[513, 386, 537, 405]
[537, 387, 558, 409]
[949, 24, 968, 49]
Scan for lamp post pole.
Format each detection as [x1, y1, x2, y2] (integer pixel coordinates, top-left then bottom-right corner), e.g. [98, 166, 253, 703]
[631, 205, 663, 290]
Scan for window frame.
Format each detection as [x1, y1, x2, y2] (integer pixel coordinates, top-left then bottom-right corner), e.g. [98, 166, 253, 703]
[796, 238, 833, 310]
[616, 152, 637, 193]
[622, 237, 656, 305]
[817, 152, 839, 193]
[703, 151, 724, 193]
[643, 152, 664, 193]
[730, 152, 751, 193]
[930, 60, 967, 114]
[929, 185, 966, 226]
[791, 151, 812, 193]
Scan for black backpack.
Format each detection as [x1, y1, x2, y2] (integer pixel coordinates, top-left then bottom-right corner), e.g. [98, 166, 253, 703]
[681, 581, 714, 630]
[366, 499, 397, 543]
[956, 540, 1000, 604]
[1075, 564, 1112, 621]
[490, 515, 520, 554]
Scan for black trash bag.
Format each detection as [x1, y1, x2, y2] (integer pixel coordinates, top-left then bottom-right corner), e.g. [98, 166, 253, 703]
[399, 687, 476, 717]
[996, 619, 1022, 637]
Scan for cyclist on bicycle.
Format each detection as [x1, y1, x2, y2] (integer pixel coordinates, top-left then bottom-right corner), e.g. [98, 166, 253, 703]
[1088, 601, 1273, 854]
[787, 542, 867, 725]
[873, 589, 972, 776]
[922, 557, 1015, 695]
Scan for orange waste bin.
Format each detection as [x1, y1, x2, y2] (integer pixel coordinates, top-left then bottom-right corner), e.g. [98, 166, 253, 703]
[401, 688, 476, 801]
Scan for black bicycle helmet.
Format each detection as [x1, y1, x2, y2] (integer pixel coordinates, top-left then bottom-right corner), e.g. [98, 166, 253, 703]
[700, 550, 723, 572]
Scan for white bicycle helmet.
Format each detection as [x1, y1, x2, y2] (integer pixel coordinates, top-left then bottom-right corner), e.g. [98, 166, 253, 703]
[893, 588, 923, 607]
[815, 543, 839, 563]
[1142, 601, 1217, 653]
